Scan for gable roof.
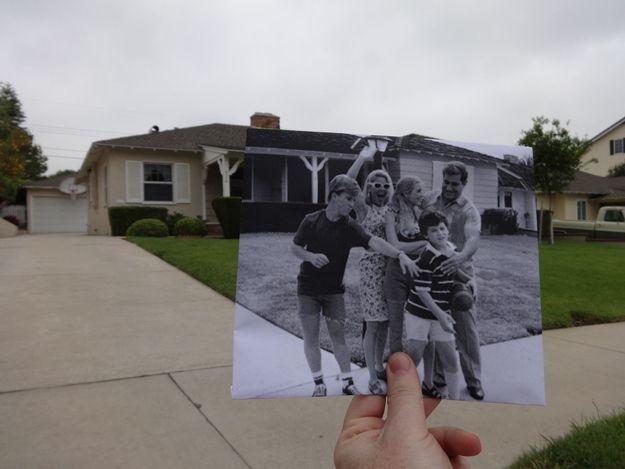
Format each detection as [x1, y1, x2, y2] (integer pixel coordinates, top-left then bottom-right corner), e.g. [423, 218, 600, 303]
[94, 123, 248, 152]
[498, 162, 534, 190]
[23, 172, 77, 190]
[591, 115, 625, 142]
[563, 171, 625, 195]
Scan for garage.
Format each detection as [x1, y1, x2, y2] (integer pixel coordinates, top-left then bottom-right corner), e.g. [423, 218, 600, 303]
[25, 175, 88, 234]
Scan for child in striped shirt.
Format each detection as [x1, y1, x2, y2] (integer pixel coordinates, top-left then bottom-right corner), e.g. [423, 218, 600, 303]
[404, 211, 470, 399]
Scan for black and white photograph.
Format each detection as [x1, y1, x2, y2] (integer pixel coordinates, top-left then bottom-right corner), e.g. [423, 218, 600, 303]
[232, 126, 544, 405]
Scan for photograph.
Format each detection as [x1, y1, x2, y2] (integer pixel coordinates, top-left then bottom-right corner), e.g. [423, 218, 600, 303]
[232, 126, 545, 405]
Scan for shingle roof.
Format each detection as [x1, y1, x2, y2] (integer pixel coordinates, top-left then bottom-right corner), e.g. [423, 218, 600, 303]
[498, 162, 534, 190]
[94, 123, 248, 152]
[564, 171, 625, 195]
[394, 134, 504, 165]
[23, 173, 77, 189]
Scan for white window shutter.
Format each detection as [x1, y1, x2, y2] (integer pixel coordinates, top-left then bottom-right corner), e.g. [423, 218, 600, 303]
[126, 161, 143, 203]
[174, 163, 191, 203]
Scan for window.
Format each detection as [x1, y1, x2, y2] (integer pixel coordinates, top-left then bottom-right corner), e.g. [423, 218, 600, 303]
[144, 163, 173, 202]
[504, 191, 513, 208]
[576, 201, 586, 220]
[610, 138, 625, 155]
[604, 209, 624, 222]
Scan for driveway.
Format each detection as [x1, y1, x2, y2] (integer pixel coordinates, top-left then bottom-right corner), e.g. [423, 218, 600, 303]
[1, 234, 624, 469]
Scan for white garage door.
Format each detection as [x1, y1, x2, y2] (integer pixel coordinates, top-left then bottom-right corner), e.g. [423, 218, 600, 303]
[30, 196, 88, 233]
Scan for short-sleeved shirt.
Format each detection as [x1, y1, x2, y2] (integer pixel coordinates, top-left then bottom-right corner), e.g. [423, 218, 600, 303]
[293, 210, 372, 296]
[405, 242, 456, 320]
[425, 194, 481, 254]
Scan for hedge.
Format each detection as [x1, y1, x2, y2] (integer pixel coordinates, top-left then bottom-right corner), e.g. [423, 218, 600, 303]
[108, 206, 168, 236]
[211, 197, 241, 239]
[126, 218, 169, 237]
[174, 217, 208, 237]
[482, 208, 519, 235]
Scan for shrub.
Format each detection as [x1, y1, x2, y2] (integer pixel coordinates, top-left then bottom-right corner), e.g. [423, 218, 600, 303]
[108, 207, 168, 236]
[482, 208, 518, 235]
[166, 211, 186, 235]
[126, 218, 169, 237]
[174, 217, 208, 237]
[2, 215, 20, 227]
[211, 196, 241, 239]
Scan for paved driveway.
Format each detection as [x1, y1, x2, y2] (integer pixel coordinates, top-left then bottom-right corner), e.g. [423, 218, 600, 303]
[1, 234, 624, 469]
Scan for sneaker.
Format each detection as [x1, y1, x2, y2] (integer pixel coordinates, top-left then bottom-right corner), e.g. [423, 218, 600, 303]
[421, 382, 443, 399]
[342, 383, 361, 395]
[312, 383, 327, 397]
[368, 380, 386, 395]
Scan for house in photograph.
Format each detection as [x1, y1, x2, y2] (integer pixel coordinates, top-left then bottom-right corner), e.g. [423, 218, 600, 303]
[536, 171, 625, 221]
[23, 173, 88, 234]
[580, 115, 625, 177]
[243, 128, 537, 232]
[75, 115, 282, 235]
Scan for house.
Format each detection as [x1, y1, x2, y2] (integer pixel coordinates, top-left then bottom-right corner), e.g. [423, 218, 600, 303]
[75, 114, 282, 235]
[23, 173, 88, 233]
[243, 128, 537, 232]
[536, 171, 625, 220]
[580, 115, 625, 176]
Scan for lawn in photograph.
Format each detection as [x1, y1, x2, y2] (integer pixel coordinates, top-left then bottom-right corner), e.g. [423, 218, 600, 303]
[236, 232, 541, 366]
[127, 237, 239, 300]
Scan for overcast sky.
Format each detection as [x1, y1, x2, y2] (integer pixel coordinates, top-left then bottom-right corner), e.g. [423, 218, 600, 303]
[2, 0, 625, 174]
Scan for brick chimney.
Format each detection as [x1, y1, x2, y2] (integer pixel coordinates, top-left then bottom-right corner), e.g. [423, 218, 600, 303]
[250, 112, 280, 129]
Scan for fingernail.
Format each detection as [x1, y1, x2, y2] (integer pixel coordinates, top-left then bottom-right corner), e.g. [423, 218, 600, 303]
[389, 353, 412, 374]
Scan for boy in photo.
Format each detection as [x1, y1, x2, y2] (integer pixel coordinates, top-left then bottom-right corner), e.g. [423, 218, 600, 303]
[404, 211, 470, 400]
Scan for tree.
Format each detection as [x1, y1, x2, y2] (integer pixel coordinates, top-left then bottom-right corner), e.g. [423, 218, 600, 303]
[0, 82, 47, 204]
[518, 116, 590, 243]
[607, 162, 625, 177]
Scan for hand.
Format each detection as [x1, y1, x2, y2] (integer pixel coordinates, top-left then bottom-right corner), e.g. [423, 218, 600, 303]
[358, 140, 378, 161]
[441, 313, 456, 334]
[334, 353, 481, 468]
[308, 253, 329, 269]
[398, 253, 420, 277]
[439, 253, 465, 276]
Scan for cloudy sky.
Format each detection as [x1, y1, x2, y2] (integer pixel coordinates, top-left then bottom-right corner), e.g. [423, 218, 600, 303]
[2, 0, 625, 174]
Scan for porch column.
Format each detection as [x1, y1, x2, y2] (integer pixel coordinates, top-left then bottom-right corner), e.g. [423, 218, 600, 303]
[216, 155, 244, 197]
[299, 155, 328, 203]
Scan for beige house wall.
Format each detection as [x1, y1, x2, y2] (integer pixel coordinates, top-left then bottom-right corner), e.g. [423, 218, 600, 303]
[580, 124, 625, 176]
[86, 148, 204, 235]
[537, 193, 600, 221]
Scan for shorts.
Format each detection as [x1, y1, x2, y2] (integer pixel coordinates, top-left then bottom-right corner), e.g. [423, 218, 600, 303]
[298, 294, 346, 324]
[404, 313, 454, 342]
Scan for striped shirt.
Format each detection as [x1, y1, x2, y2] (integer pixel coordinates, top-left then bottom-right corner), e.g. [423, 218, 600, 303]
[405, 242, 456, 320]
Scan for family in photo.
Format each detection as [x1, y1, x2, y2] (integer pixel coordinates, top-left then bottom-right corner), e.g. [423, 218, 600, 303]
[292, 139, 485, 401]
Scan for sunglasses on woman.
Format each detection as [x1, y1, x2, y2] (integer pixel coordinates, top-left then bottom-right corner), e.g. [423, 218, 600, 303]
[368, 183, 390, 189]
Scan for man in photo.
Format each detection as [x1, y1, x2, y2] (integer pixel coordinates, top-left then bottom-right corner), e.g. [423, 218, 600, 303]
[291, 174, 417, 397]
[424, 161, 484, 400]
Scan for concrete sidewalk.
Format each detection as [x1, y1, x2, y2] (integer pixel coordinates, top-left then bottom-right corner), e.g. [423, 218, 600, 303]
[1, 235, 624, 468]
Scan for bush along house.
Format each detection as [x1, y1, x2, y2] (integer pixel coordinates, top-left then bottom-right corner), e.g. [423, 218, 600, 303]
[242, 127, 537, 233]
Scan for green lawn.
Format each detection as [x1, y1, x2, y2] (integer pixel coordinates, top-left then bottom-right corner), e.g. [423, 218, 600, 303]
[539, 240, 625, 329]
[127, 237, 239, 300]
[508, 410, 625, 469]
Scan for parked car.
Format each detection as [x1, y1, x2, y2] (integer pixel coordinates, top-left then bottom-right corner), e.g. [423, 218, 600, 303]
[553, 206, 625, 239]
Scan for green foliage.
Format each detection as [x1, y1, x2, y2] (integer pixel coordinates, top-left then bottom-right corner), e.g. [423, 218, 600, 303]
[518, 116, 589, 196]
[126, 218, 169, 237]
[127, 237, 239, 299]
[508, 411, 625, 468]
[174, 217, 208, 237]
[211, 196, 241, 239]
[0, 83, 47, 203]
[166, 211, 185, 235]
[607, 162, 625, 177]
[108, 206, 168, 236]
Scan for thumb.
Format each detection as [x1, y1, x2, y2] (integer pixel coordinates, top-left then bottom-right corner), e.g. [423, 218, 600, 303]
[383, 353, 428, 437]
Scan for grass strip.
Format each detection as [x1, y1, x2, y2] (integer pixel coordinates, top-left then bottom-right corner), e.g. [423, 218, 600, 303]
[508, 410, 625, 468]
[127, 237, 239, 300]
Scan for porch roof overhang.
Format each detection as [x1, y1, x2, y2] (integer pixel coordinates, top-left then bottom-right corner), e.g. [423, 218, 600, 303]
[244, 145, 398, 162]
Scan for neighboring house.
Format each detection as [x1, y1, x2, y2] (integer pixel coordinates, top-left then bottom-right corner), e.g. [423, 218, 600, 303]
[75, 114, 281, 235]
[23, 173, 88, 233]
[580, 115, 625, 176]
[536, 171, 625, 221]
[243, 129, 537, 232]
